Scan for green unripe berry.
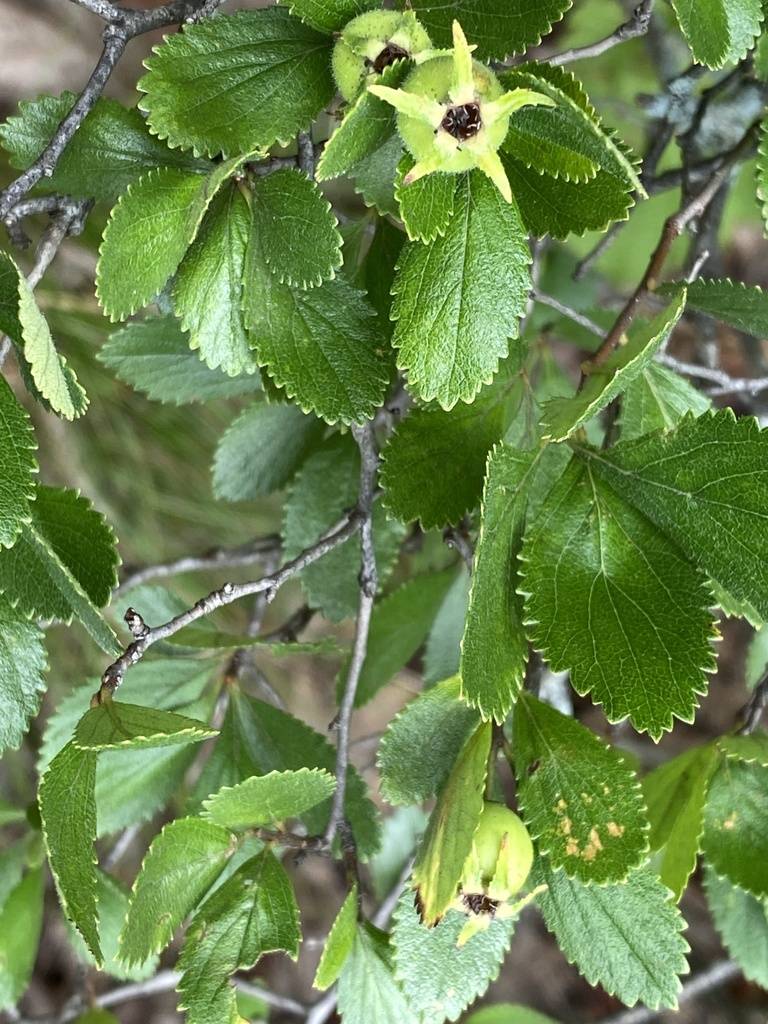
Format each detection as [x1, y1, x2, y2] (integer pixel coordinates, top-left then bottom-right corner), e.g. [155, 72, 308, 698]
[332, 10, 431, 103]
[462, 801, 534, 900]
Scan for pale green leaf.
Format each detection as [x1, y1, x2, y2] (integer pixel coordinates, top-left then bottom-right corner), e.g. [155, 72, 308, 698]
[619, 362, 711, 441]
[409, 0, 572, 60]
[0, 599, 47, 755]
[251, 169, 342, 288]
[513, 693, 649, 884]
[0, 252, 87, 420]
[702, 758, 768, 898]
[0, 92, 208, 201]
[643, 743, 719, 900]
[99, 316, 262, 405]
[279, 0, 378, 32]
[718, 733, 768, 766]
[395, 157, 456, 243]
[579, 409, 768, 622]
[460, 445, 536, 722]
[521, 458, 716, 738]
[349, 569, 455, 707]
[282, 435, 404, 621]
[212, 401, 323, 502]
[97, 157, 248, 322]
[392, 889, 516, 1024]
[541, 293, 686, 441]
[313, 884, 358, 991]
[380, 367, 524, 528]
[119, 817, 235, 967]
[424, 570, 470, 685]
[178, 849, 300, 1024]
[412, 722, 491, 925]
[139, 9, 334, 158]
[534, 862, 689, 1009]
[245, 232, 391, 426]
[74, 700, 216, 752]
[465, 1007, 559, 1024]
[704, 866, 768, 987]
[0, 376, 36, 549]
[39, 741, 101, 962]
[337, 923, 415, 1024]
[378, 676, 480, 806]
[670, 0, 763, 68]
[202, 768, 335, 829]
[0, 867, 43, 1011]
[391, 171, 530, 409]
[174, 185, 260, 377]
[369, 807, 426, 899]
[746, 626, 768, 686]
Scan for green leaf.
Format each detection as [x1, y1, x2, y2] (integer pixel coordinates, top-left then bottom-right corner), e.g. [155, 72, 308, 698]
[245, 230, 391, 425]
[663, 276, 768, 335]
[139, 9, 334, 158]
[718, 733, 768, 766]
[212, 401, 323, 502]
[670, 0, 763, 68]
[521, 458, 716, 738]
[746, 626, 768, 685]
[465, 1008, 559, 1024]
[378, 676, 480, 806]
[704, 866, 768, 987]
[282, 435, 404, 621]
[0, 93, 208, 201]
[643, 744, 719, 901]
[701, 758, 768, 898]
[314, 885, 359, 991]
[534, 862, 689, 1009]
[99, 316, 262, 405]
[279, 0, 378, 32]
[460, 445, 537, 722]
[0, 486, 120, 655]
[408, 0, 572, 60]
[74, 700, 216, 752]
[412, 722, 491, 925]
[119, 817, 235, 967]
[202, 768, 335, 829]
[395, 158, 457, 243]
[173, 185, 259, 377]
[0, 867, 43, 1011]
[392, 890, 516, 1023]
[579, 409, 768, 622]
[0, 599, 47, 755]
[318, 63, 406, 183]
[425, 570, 470, 685]
[351, 131, 402, 217]
[97, 157, 248, 322]
[39, 741, 101, 962]
[513, 693, 648, 884]
[0, 376, 36, 549]
[348, 569, 455, 708]
[177, 849, 300, 1024]
[204, 690, 380, 857]
[370, 806, 427, 899]
[73, 1012, 119, 1024]
[392, 171, 530, 409]
[380, 366, 524, 528]
[541, 293, 687, 441]
[251, 170, 342, 288]
[337, 922, 416, 1024]
[0, 252, 87, 420]
[619, 362, 711, 441]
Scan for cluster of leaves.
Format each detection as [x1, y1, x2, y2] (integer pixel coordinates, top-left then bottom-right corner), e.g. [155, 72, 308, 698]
[2, 0, 768, 1022]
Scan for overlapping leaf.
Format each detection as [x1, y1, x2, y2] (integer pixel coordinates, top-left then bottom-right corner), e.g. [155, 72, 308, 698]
[336, 923, 415, 1024]
[314, 885, 359, 991]
[0, 377, 36, 548]
[670, 0, 763, 68]
[202, 767, 335, 829]
[74, 700, 216, 752]
[620, 362, 711, 440]
[702, 758, 768, 898]
[704, 866, 768, 987]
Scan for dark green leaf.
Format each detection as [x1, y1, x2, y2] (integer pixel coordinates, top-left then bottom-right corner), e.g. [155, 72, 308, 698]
[702, 758, 768, 898]
[663, 277, 768, 335]
[670, 0, 762, 68]
[74, 700, 216, 752]
[395, 157, 457, 243]
[0, 376, 36, 549]
[0, 599, 46, 755]
[279, 0, 379, 32]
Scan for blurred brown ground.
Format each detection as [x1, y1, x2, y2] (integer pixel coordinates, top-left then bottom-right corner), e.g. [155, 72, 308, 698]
[1, 3, 768, 1024]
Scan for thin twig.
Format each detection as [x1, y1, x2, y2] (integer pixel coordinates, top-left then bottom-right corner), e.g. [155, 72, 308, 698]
[597, 959, 740, 1024]
[547, 0, 654, 66]
[115, 536, 281, 597]
[323, 423, 379, 848]
[656, 353, 768, 396]
[533, 290, 604, 337]
[581, 124, 758, 377]
[233, 979, 307, 1018]
[97, 510, 363, 699]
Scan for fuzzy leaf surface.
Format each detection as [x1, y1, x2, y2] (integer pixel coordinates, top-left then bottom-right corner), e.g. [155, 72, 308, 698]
[619, 362, 711, 441]
[202, 768, 335, 829]
[0, 599, 46, 755]
[313, 885, 359, 991]
[74, 701, 216, 752]
[702, 758, 768, 898]
[0, 377, 36, 549]
[704, 866, 768, 987]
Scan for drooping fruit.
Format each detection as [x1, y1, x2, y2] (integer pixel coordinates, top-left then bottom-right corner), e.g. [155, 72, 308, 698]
[369, 20, 554, 201]
[332, 10, 432, 103]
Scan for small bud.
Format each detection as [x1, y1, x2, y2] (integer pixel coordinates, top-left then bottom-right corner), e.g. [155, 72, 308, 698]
[332, 10, 431, 103]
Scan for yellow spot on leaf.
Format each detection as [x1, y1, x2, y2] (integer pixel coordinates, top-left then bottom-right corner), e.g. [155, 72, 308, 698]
[606, 821, 625, 838]
[582, 827, 603, 861]
[565, 838, 579, 857]
[723, 812, 738, 830]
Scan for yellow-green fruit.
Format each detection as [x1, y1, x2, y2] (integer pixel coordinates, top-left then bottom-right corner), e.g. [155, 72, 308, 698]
[463, 802, 534, 899]
[332, 11, 431, 102]
[397, 55, 505, 175]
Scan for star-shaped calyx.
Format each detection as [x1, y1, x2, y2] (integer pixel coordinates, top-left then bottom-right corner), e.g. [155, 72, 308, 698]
[369, 21, 555, 202]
